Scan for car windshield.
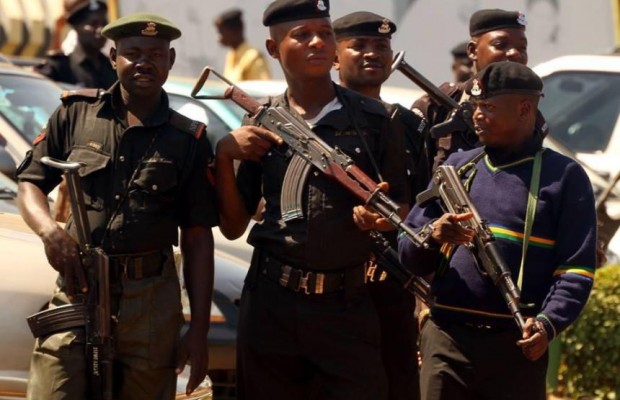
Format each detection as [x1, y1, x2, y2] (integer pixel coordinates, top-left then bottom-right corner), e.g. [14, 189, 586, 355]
[0, 74, 62, 143]
[539, 71, 620, 154]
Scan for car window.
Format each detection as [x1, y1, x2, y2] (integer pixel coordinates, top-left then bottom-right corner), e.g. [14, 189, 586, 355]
[0, 74, 62, 143]
[540, 72, 620, 154]
[168, 93, 231, 148]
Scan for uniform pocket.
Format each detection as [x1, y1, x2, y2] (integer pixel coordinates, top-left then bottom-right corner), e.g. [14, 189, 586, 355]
[129, 159, 178, 213]
[67, 147, 111, 211]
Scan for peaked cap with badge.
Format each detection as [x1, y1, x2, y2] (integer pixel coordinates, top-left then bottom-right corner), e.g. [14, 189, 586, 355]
[469, 9, 527, 36]
[263, 0, 330, 26]
[333, 11, 396, 40]
[467, 61, 543, 99]
[101, 13, 181, 42]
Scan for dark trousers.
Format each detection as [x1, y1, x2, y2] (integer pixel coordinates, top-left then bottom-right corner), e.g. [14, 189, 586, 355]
[419, 319, 547, 400]
[237, 270, 388, 400]
[368, 279, 420, 400]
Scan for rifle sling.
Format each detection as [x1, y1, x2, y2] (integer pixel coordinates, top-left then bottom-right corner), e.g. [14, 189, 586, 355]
[517, 149, 543, 290]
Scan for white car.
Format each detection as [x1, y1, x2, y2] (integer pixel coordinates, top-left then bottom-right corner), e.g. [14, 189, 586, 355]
[0, 61, 63, 169]
[534, 55, 620, 180]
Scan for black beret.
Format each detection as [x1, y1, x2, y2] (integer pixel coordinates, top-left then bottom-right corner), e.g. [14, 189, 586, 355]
[333, 11, 396, 40]
[102, 13, 181, 42]
[66, 0, 107, 26]
[215, 8, 243, 26]
[263, 0, 330, 27]
[469, 9, 527, 37]
[467, 61, 543, 99]
[451, 41, 468, 58]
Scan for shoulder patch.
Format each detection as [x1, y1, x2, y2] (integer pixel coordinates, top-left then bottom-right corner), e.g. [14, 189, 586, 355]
[169, 110, 207, 139]
[32, 127, 47, 145]
[60, 88, 103, 103]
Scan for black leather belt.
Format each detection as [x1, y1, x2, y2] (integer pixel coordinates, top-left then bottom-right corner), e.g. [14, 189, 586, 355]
[108, 249, 168, 280]
[260, 254, 365, 295]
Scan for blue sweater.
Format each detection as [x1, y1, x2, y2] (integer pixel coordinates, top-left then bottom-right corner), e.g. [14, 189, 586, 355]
[398, 145, 596, 340]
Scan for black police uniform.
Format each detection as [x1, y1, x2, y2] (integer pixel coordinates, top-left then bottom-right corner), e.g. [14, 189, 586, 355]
[18, 82, 217, 398]
[35, 46, 117, 89]
[235, 84, 408, 400]
[332, 12, 426, 400]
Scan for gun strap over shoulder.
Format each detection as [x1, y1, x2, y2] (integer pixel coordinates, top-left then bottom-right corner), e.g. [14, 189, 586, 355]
[517, 149, 543, 289]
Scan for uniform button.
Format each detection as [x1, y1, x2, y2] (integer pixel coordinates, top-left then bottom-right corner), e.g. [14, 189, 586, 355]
[313, 171, 320, 177]
[119, 155, 125, 162]
[114, 194, 120, 200]
[152, 184, 158, 191]
[355, 147, 361, 154]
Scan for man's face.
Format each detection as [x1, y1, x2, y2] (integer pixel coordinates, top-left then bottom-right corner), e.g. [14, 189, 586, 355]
[471, 28, 528, 70]
[268, 18, 336, 80]
[110, 36, 174, 98]
[471, 94, 530, 148]
[335, 36, 393, 89]
[74, 10, 108, 51]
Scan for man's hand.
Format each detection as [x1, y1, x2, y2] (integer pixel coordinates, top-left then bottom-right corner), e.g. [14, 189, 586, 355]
[516, 318, 549, 361]
[216, 125, 283, 162]
[352, 182, 394, 231]
[176, 325, 210, 396]
[40, 225, 87, 297]
[429, 212, 475, 245]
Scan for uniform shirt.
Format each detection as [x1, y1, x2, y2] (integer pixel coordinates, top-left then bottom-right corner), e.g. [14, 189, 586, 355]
[236, 84, 409, 270]
[389, 103, 428, 205]
[399, 138, 596, 339]
[18, 83, 218, 254]
[223, 42, 271, 82]
[411, 80, 549, 175]
[35, 45, 117, 89]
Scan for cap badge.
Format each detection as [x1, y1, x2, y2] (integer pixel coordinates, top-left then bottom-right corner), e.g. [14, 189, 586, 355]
[517, 12, 527, 26]
[316, 0, 327, 11]
[141, 22, 158, 37]
[471, 79, 482, 96]
[378, 19, 392, 34]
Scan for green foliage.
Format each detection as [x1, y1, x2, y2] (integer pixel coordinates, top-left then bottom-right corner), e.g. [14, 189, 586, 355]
[557, 265, 620, 399]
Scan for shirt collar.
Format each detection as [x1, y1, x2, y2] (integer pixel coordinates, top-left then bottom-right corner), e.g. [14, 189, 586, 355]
[104, 82, 171, 127]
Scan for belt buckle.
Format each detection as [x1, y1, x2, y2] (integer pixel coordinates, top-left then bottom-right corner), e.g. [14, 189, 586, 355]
[365, 261, 388, 283]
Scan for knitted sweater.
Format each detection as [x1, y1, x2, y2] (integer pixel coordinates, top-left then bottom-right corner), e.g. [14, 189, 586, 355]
[398, 143, 596, 340]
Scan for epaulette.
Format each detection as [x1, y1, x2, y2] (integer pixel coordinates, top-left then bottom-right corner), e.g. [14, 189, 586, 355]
[60, 88, 103, 103]
[169, 110, 206, 140]
[342, 88, 388, 118]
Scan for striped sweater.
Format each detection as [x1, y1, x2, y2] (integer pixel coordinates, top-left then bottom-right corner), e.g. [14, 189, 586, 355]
[398, 144, 596, 340]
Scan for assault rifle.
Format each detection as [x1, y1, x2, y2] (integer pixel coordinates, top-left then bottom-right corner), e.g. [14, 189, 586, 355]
[417, 165, 528, 332]
[369, 231, 433, 307]
[390, 51, 475, 139]
[191, 66, 428, 249]
[27, 157, 113, 400]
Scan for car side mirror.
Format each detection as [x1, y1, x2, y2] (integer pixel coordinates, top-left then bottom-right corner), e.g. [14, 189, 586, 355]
[0, 147, 17, 179]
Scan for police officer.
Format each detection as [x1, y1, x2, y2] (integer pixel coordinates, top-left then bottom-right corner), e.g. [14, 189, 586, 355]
[35, 0, 116, 89]
[333, 11, 423, 400]
[18, 13, 217, 399]
[399, 62, 596, 400]
[215, 1, 408, 399]
[412, 9, 548, 175]
[214, 8, 272, 82]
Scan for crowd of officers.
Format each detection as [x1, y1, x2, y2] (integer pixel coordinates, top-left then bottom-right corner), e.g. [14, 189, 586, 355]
[17, 0, 597, 399]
